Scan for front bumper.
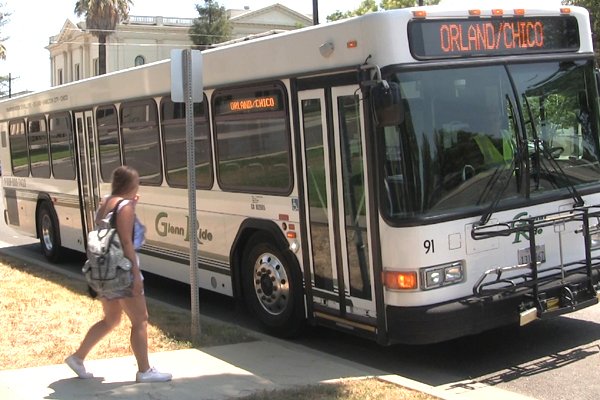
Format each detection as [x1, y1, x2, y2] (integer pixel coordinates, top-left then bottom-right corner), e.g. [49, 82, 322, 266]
[385, 271, 599, 345]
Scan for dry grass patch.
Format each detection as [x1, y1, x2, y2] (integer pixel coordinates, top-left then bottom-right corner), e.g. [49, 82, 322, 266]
[0, 257, 255, 370]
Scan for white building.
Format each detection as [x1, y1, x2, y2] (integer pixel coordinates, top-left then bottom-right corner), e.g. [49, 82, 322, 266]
[46, 4, 313, 86]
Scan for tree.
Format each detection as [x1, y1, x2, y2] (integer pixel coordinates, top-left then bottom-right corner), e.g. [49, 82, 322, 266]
[0, 3, 10, 98]
[189, 0, 232, 47]
[380, 0, 440, 8]
[327, 0, 439, 22]
[563, 1, 600, 61]
[327, 0, 377, 21]
[74, 0, 133, 76]
[0, 3, 9, 60]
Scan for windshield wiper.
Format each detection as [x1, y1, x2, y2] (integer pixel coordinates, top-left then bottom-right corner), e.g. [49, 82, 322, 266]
[477, 96, 522, 226]
[522, 95, 541, 193]
[538, 141, 584, 207]
[522, 96, 584, 208]
[477, 155, 519, 226]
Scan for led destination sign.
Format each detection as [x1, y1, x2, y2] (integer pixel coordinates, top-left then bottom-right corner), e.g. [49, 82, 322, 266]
[229, 96, 278, 112]
[409, 16, 579, 59]
[215, 89, 283, 116]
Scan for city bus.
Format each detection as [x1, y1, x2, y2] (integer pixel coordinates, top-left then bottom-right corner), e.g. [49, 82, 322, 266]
[1, 1, 600, 345]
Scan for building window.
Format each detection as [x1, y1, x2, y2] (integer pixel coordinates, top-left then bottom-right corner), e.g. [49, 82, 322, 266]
[74, 63, 80, 81]
[93, 58, 99, 76]
[57, 69, 63, 85]
[134, 55, 145, 66]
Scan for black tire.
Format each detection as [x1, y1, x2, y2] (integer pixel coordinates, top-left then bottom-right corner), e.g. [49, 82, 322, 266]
[242, 232, 304, 337]
[37, 201, 62, 262]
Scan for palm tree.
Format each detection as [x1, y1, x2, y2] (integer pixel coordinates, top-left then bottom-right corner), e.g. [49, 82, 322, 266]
[74, 0, 133, 75]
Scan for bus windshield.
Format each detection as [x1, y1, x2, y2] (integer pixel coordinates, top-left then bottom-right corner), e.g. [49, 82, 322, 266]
[381, 60, 600, 220]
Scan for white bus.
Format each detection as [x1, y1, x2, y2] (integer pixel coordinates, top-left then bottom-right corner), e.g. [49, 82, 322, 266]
[2, 1, 600, 344]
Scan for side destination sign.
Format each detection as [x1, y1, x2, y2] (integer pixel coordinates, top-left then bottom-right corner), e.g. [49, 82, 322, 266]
[408, 16, 580, 59]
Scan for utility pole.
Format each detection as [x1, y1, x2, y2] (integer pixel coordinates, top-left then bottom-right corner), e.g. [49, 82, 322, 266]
[312, 0, 319, 25]
[0, 73, 16, 98]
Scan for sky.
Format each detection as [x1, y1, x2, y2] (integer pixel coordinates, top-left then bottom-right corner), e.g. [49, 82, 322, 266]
[0, 0, 363, 94]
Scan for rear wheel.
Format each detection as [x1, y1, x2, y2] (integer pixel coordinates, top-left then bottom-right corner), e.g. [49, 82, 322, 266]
[37, 201, 62, 262]
[242, 232, 304, 337]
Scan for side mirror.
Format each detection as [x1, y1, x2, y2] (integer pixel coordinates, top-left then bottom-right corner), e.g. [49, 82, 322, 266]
[371, 81, 404, 127]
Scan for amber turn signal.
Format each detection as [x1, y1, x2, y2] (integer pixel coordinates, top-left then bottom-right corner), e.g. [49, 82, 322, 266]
[383, 270, 418, 290]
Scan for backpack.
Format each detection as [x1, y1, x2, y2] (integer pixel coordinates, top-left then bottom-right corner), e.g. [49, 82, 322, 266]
[82, 199, 133, 295]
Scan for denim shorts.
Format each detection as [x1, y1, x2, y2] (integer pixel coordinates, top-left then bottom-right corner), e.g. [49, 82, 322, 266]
[98, 257, 144, 300]
[98, 270, 135, 300]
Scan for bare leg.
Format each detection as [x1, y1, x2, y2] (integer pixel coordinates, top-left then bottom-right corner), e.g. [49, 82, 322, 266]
[73, 299, 123, 360]
[120, 294, 150, 372]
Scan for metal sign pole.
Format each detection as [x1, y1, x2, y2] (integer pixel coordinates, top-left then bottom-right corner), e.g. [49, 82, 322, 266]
[183, 48, 201, 341]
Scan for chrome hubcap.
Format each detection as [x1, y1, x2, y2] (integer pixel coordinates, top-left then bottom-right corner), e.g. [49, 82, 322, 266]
[41, 214, 53, 251]
[252, 252, 289, 316]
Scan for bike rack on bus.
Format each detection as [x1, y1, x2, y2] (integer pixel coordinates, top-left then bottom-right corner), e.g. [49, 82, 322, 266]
[471, 205, 600, 323]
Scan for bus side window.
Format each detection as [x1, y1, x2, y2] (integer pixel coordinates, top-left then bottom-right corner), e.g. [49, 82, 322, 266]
[96, 105, 121, 181]
[49, 112, 76, 180]
[28, 116, 51, 179]
[9, 120, 29, 177]
[120, 99, 162, 186]
[161, 97, 212, 189]
[214, 83, 292, 194]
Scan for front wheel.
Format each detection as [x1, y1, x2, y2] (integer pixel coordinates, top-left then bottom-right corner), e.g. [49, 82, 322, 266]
[37, 201, 62, 262]
[242, 233, 304, 337]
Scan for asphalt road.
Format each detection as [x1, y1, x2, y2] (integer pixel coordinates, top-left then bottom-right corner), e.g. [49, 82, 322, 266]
[0, 213, 599, 399]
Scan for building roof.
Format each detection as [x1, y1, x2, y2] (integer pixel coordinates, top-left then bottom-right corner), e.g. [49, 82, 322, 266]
[230, 3, 313, 26]
[47, 3, 313, 49]
[48, 19, 81, 48]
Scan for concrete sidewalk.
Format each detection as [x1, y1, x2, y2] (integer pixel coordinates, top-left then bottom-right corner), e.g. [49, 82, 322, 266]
[0, 337, 534, 400]
[0, 339, 432, 400]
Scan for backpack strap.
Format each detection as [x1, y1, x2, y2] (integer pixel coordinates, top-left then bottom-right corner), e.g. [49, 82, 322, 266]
[108, 199, 127, 228]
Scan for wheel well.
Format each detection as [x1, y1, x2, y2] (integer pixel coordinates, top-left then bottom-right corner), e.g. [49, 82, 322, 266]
[229, 219, 291, 301]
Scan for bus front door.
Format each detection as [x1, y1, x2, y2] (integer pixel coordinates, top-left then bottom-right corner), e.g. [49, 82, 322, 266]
[74, 110, 100, 238]
[298, 86, 377, 334]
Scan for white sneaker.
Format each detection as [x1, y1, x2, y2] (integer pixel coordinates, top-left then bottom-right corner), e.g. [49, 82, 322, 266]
[136, 367, 172, 383]
[65, 355, 93, 379]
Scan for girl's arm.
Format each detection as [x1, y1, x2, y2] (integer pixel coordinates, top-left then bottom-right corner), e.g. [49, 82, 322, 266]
[116, 202, 143, 295]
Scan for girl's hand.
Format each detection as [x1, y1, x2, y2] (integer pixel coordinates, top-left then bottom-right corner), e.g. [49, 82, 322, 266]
[132, 271, 144, 296]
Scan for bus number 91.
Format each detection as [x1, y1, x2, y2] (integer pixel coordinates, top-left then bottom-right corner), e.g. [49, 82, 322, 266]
[424, 239, 435, 254]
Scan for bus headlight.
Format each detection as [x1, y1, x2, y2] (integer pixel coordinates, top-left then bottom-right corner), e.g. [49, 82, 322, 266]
[420, 261, 464, 290]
